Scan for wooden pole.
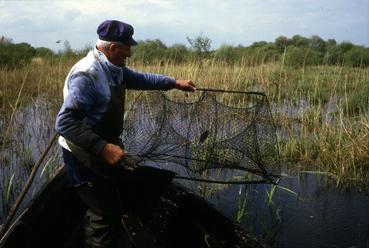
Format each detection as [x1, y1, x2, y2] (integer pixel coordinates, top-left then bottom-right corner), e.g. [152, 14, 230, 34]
[0, 132, 59, 240]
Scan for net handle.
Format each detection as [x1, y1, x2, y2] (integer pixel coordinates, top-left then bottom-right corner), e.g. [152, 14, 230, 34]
[196, 87, 266, 96]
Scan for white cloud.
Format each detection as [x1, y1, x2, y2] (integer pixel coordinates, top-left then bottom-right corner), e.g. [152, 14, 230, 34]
[0, 0, 367, 50]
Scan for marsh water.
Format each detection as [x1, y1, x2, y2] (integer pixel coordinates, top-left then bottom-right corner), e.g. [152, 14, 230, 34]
[205, 171, 369, 247]
[2, 163, 368, 247]
[1, 98, 369, 247]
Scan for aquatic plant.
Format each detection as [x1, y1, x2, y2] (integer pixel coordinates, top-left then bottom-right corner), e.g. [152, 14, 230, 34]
[1, 56, 369, 221]
[3, 174, 14, 207]
[236, 186, 248, 223]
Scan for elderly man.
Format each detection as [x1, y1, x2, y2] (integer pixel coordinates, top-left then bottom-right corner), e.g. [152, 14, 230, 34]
[55, 20, 195, 248]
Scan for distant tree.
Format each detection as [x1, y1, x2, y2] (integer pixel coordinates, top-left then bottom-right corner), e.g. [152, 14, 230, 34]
[251, 41, 268, 47]
[324, 46, 342, 65]
[0, 36, 13, 66]
[60, 40, 75, 57]
[338, 41, 354, 53]
[54, 40, 78, 61]
[0, 36, 12, 45]
[169, 43, 187, 51]
[285, 46, 322, 67]
[258, 43, 280, 62]
[132, 39, 168, 63]
[63, 40, 72, 52]
[291, 35, 309, 47]
[309, 35, 326, 54]
[0, 42, 35, 67]
[344, 46, 369, 67]
[214, 44, 238, 63]
[75, 43, 94, 57]
[0, 44, 11, 66]
[326, 39, 337, 47]
[166, 43, 189, 63]
[144, 39, 167, 50]
[186, 34, 212, 53]
[275, 35, 289, 52]
[35, 47, 54, 57]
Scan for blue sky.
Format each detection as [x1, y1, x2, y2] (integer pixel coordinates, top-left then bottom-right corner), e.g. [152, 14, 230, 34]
[0, 0, 368, 51]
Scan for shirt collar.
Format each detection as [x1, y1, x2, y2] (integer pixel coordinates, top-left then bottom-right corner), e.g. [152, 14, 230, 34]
[93, 47, 123, 86]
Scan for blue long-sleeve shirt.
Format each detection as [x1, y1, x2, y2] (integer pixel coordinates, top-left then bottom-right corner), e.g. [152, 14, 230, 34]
[55, 48, 176, 155]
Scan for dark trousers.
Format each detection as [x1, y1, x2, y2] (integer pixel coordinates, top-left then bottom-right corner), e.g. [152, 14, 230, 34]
[62, 149, 130, 248]
[76, 179, 124, 248]
[62, 148, 175, 248]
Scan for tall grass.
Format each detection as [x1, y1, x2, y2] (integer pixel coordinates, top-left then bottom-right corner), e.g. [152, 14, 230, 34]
[0, 59, 66, 219]
[0, 56, 368, 217]
[131, 59, 369, 184]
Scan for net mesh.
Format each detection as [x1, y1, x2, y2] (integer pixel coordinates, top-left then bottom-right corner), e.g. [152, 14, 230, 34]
[121, 90, 280, 184]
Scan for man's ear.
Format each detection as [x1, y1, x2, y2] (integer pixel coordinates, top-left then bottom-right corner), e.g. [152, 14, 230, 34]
[108, 43, 117, 52]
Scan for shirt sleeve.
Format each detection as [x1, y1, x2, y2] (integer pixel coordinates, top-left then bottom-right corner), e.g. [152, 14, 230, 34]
[122, 67, 176, 90]
[55, 73, 107, 154]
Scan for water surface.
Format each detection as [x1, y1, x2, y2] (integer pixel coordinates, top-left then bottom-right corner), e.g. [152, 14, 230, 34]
[206, 171, 369, 248]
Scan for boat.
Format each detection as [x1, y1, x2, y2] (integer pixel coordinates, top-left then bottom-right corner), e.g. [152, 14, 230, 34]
[0, 166, 267, 248]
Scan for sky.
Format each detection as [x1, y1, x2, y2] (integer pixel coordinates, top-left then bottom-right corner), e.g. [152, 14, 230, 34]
[0, 0, 368, 52]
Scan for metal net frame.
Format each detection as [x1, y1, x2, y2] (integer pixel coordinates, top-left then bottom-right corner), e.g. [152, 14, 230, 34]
[121, 89, 280, 184]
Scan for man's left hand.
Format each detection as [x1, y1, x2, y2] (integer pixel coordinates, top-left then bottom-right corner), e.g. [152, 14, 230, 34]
[175, 79, 196, 91]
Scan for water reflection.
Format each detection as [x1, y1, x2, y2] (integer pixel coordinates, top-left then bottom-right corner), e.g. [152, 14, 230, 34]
[1, 98, 369, 248]
[0, 97, 61, 222]
[206, 171, 369, 248]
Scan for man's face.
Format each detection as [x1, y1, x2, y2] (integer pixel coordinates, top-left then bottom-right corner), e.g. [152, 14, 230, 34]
[109, 43, 132, 67]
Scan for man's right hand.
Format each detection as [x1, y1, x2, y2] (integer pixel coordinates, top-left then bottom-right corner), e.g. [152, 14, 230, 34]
[100, 143, 127, 165]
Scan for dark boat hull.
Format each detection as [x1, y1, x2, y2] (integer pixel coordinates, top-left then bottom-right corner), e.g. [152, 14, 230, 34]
[0, 167, 266, 248]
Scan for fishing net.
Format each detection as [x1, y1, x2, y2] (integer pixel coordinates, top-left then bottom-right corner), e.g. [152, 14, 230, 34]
[121, 89, 280, 184]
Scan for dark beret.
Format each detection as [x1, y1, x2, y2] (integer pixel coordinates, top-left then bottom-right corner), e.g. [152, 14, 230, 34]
[97, 20, 137, 46]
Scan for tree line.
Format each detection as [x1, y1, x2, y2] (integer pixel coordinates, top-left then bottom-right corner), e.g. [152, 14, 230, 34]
[1, 34, 368, 68]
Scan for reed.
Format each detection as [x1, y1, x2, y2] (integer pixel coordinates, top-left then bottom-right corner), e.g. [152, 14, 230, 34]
[0, 57, 369, 216]
[3, 174, 14, 208]
[236, 186, 248, 224]
[131, 60, 369, 182]
[0, 58, 67, 218]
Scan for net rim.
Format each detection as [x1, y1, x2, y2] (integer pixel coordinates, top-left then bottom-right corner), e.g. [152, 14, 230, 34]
[161, 90, 267, 111]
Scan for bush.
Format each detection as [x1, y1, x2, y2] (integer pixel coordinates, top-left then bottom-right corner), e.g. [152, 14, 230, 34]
[132, 39, 167, 63]
[165, 44, 190, 63]
[258, 44, 280, 63]
[343, 46, 369, 67]
[324, 46, 342, 65]
[0, 34, 368, 68]
[213, 45, 239, 64]
[0, 42, 35, 68]
[285, 46, 322, 67]
[35, 47, 54, 58]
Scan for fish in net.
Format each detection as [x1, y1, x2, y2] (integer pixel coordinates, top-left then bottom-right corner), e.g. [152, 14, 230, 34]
[121, 89, 280, 184]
